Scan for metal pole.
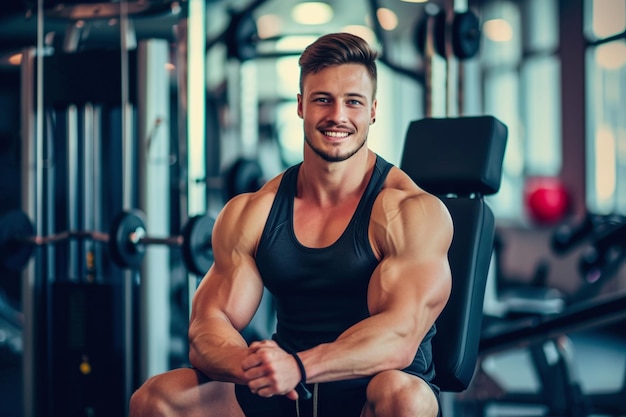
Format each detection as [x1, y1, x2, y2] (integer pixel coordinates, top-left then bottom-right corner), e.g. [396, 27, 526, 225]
[184, 0, 207, 316]
[186, 0, 207, 217]
[21, 0, 45, 414]
[137, 38, 171, 380]
[20, 45, 37, 417]
[83, 103, 95, 281]
[92, 105, 104, 282]
[120, 1, 136, 412]
[67, 104, 79, 280]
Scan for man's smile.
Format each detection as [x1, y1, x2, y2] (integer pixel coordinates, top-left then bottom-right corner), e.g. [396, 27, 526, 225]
[322, 130, 351, 139]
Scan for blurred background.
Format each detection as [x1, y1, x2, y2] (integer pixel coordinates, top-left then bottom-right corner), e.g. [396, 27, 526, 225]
[0, 0, 625, 416]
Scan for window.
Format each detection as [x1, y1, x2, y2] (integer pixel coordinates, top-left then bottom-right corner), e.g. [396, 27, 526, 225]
[584, 0, 626, 214]
[481, 0, 562, 223]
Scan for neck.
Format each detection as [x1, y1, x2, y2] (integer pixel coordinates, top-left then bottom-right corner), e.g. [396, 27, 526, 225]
[298, 149, 375, 206]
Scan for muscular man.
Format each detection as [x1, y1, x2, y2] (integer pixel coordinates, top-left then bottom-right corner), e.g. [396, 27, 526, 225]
[130, 32, 452, 417]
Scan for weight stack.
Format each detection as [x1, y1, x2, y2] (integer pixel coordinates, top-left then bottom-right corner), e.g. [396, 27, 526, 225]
[50, 281, 127, 417]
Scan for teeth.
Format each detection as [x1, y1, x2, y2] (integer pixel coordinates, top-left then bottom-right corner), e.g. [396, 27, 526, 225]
[324, 131, 349, 138]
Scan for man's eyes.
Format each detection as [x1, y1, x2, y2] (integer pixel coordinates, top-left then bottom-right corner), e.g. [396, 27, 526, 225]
[312, 98, 363, 105]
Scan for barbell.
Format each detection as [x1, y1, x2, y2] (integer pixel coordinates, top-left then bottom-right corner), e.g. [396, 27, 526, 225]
[0, 209, 214, 276]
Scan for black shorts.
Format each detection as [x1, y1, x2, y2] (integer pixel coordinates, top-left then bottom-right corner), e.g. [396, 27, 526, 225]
[234, 375, 441, 417]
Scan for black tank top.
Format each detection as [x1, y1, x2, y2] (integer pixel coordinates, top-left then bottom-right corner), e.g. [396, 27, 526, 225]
[256, 154, 436, 381]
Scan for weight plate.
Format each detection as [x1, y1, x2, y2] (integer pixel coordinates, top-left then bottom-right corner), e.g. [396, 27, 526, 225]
[414, 9, 447, 58]
[452, 11, 481, 60]
[224, 158, 264, 201]
[182, 214, 215, 276]
[0, 210, 35, 272]
[108, 210, 146, 269]
[225, 10, 258, 61]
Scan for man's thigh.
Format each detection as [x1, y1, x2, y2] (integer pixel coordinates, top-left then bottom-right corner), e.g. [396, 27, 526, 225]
[131, 368, 245, 417]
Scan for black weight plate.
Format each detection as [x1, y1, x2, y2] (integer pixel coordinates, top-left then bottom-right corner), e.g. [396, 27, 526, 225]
[181, 214, 215, 276]
[414, 9, 447, 58]
[413, 13, 429, 56]
[452, 11, 481, 60]
[224, 158, 264, 201]
[225, 10, 258, 61]
[0, 210, 35, 272]
[108, 210, 146, 269]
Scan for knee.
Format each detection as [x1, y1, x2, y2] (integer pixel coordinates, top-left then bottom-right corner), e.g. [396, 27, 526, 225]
[129, 385, 152, 417]
[364, 371, 438, 417]
[129, 375, 171, 417]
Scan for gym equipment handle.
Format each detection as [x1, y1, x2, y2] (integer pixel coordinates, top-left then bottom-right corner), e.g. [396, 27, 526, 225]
[16, 228, 184, 248]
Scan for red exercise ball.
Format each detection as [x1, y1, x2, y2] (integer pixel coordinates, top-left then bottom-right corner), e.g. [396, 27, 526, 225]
[524, 177, 570, 225]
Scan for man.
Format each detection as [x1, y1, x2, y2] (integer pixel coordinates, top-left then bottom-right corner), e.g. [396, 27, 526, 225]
[130, 32, 452, 417]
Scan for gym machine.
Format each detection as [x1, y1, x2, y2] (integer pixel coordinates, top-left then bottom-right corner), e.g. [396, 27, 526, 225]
[13, 0, 211, 415]
[455, 213, 626, 417]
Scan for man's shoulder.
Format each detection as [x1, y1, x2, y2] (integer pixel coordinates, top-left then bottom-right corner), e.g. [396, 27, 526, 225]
[381, 166, 423, 196]
[377, 168, 450, 221]
[219, 169, 289, 224]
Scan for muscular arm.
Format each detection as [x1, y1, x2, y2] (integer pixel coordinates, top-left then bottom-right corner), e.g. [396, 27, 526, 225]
[298, 190, 453, 383]
[187, 193, 267, 384]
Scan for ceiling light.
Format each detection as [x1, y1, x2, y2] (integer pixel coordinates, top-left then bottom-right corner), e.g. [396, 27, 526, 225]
[276, 35, 319, 51]
[291, 2, 333, 25]
[256, 14, 283, 39]
[483, 18, 513, 42]
[376, 8, 398, 31]
[341, 25, 376, 46]
[400, 0, 428, 3]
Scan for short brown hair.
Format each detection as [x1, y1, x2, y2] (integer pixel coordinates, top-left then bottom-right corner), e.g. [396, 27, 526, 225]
[298, 32, 379, 97]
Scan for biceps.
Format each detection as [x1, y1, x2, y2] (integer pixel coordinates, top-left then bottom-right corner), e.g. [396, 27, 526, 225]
[368, 257, 451, 318]
[192, 260, 264, 331]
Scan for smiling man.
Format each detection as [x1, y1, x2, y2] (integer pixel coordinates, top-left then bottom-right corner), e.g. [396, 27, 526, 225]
[130, 32, 453, 417]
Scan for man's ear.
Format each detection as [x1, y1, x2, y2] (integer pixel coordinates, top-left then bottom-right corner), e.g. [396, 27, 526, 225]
[370, 98, 377, 122]
[297, 94, 303, 119]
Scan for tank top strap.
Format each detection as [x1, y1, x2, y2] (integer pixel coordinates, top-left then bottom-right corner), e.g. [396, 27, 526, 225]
[261, 163, 300, 236]
[351, 155, 393, 242]
[360, 154, 393, 211]
[281, 162, 301, 197]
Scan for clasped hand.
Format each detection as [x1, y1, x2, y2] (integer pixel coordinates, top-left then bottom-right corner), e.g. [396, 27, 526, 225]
[241, 340, 302, 400]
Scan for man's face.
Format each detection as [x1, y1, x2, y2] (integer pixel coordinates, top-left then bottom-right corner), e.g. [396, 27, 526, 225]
[297, 64, 377, 163]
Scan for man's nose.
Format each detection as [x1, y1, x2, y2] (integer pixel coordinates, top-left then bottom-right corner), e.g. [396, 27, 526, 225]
[327, 102, 348, 124]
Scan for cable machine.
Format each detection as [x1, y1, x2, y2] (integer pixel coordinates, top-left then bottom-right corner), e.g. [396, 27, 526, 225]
[19, 1, 179, 415]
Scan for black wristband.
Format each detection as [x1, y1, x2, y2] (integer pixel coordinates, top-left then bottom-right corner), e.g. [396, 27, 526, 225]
[291, 353, 312, 400]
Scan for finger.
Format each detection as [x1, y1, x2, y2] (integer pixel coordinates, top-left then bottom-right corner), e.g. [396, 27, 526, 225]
[243, 363, 269, 381]
[254, 387, 274, 398]
[248, 341, 264, 351]
[241, 353, 263, 372]
[248, 339, 275, 351]
[286, 389, 298, 401]
[248, 375, 273, 396]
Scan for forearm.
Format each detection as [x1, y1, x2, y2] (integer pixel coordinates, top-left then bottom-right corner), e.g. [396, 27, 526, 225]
[299, 311, 425, 383]
[188, 317, 250, 384]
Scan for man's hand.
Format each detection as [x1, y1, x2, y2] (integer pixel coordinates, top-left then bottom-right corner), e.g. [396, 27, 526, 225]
[241, 340, 302, 400]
